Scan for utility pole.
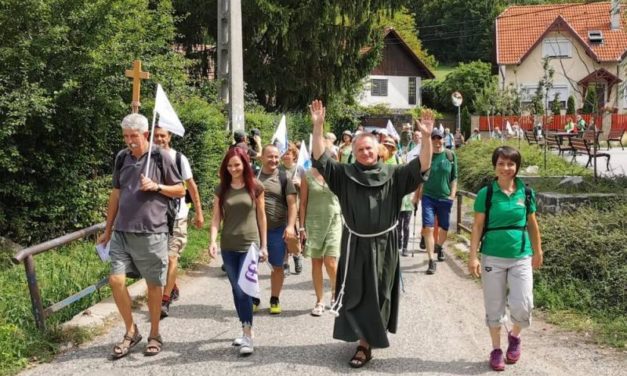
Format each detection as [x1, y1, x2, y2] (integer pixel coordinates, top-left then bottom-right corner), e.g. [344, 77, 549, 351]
[217, 0, 245, 132]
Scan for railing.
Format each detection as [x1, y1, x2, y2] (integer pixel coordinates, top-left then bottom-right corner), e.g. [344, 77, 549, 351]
[456, 190, 476, 235]
[478, 115, 603, 132]
[11, 222, 107, 331]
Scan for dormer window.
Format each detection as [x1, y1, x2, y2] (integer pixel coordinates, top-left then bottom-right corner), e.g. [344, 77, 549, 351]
[542, 38, 572, 58]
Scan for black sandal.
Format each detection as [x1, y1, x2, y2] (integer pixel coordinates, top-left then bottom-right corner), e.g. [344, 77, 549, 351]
[111, 324, 142, 360]
[144, 335, 163, 356]
[349, 345, 372, 368]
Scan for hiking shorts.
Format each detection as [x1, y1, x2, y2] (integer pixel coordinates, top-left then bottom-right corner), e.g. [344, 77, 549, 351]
[421, 195, 454, 231]
[110, 231, 168, 286]
[481, 255, 534, 328]
[168, 218, 188, 258]
[267, 225, 287, 267]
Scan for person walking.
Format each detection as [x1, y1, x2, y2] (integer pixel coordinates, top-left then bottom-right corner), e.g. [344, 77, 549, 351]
[255, 144, 298, 314]
[209, 147, 268, 355]
[153, 126, 204, 318]
[421, 128, 458, 275]
[280, 143, 304, 275]
[468, 146, 543, 371]
[310, 99, 433, 368]
[98, 114, 185, 359]
[299, 167, 341, 316]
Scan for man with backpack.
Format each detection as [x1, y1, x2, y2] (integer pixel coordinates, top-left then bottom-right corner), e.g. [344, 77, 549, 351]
[255, 144, 298, 314]
[97, 114, 184, 359]
[420, 128, 458, 275]
[153, 126, 204, 318]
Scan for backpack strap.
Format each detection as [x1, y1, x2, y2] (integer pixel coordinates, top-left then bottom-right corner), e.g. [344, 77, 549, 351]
[479, 181, 494, 253]
[279, 168, 288, 206]
[175, 151, 182, 176]
[444, 149, 454, 163]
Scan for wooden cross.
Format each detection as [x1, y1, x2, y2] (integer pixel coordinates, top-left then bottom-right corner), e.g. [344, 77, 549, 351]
[125, 60, 150, 113]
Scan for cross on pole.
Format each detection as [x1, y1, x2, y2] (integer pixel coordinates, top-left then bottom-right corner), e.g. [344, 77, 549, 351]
[125, 60, 150, 113]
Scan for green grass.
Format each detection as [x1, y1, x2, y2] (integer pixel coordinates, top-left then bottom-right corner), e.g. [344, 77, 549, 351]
[0, 218, 210, 376]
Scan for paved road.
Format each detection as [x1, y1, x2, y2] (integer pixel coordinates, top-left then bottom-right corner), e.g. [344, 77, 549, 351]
[20, 232, 626, 376]
[563, 146, 627, 176]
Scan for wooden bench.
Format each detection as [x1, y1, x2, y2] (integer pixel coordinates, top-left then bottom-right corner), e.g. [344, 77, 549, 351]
[570, 138, 611, 170]
[606, 128, 625, 150]
[524, 130, 543, 146]
[546, 134, 574, 156]
[582, 129, 601, 149]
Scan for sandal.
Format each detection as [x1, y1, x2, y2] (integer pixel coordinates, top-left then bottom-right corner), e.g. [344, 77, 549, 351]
[144, 335, 163, 356]
[349, 345, 372, 368]
[111, 324, 142, 360]
[311, 303, 325, 317]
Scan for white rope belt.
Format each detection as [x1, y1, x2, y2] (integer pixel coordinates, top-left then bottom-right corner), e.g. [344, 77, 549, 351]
[329, 217, 399, 317]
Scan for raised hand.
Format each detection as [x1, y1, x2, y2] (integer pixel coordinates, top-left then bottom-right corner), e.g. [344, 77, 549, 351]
[415, 109, 435, 135]
[309, 100, 325, 129]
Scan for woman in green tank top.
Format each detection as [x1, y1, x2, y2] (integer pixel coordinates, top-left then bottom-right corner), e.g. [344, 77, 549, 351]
[298, 167, 342, 316]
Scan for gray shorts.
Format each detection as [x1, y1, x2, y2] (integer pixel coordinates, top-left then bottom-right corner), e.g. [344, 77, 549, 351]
[110, 231, 168, 286]
[481, 255, 534, 328]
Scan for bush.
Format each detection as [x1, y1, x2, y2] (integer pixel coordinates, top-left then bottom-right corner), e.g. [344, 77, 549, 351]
[170, 97, 228, 208]
[455, 140, 590, 192]
[567, 95, 576, 115]
[536, 202, 627, 347]
[428, 61, 493, 114]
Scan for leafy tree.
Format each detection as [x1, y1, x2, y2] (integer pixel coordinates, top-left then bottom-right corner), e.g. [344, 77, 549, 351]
[582, 85, 598, 114]
[0, 0, 188, 244]
[427, 61, 493, 114]
[567, 95, 576, 115]
[377, 6, 437, 69]
[174, 0, 408, 111]
[461, 106, 472, 138]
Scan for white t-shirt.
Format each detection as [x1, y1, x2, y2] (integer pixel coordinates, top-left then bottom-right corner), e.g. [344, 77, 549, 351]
[167, 149, 193, 219]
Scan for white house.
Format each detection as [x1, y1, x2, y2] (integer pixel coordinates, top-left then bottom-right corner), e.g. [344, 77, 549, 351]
[357, 28, 435, 110]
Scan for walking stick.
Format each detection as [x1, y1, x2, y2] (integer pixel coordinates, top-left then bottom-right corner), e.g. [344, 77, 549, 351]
[412, 204, 417, 257]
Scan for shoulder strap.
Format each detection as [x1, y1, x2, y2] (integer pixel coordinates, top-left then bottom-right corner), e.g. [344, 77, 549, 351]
[175, 151, 182, 175]
[444, 149, 454, 163]
[114, 149, 130, 174]
[479, 181, 494, 253]
[279, 168, 288, 205]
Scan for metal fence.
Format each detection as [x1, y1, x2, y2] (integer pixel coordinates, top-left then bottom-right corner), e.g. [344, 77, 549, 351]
[11, 222, 107, 331]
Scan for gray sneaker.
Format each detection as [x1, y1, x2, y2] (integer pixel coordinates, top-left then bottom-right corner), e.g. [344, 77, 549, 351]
[239, 336, 253, 355]
[426, 259, 437, 275]
[436, 244, 445, 262]
[232, 336, 244, 346]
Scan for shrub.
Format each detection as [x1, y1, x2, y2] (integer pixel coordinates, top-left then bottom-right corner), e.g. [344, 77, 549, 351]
[535, 202, 627, 346]
[455, 140, 590, 192]
[567, 95, 576, 115]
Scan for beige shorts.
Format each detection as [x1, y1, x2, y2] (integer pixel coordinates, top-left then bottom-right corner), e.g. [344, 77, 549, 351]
[168, 218, 188, 258]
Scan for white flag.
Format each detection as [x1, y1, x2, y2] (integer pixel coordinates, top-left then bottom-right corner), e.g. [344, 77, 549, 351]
[506, 120, 514, 136]
[155, 84, 185, 137]
[406, 144, 421, 162]
[271, 114, 288, 155]
[297, 140, 311, 170]
[237, 243, 260, 298]
[386, 119, 400, 140]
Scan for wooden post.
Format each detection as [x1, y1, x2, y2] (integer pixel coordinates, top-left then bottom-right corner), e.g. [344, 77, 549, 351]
[125, 60, 151, 113]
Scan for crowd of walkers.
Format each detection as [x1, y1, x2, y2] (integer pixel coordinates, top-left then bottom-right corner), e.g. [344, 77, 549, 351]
[98, 103, 543, 372]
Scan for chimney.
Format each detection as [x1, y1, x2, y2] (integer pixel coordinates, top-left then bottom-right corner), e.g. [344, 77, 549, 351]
[611, 0, 620, 30]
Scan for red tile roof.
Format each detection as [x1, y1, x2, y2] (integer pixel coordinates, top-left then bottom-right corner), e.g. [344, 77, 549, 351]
[497, 2, 627, 64]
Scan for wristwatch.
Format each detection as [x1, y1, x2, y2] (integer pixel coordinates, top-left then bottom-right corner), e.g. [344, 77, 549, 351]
[156, 184, 162, 192]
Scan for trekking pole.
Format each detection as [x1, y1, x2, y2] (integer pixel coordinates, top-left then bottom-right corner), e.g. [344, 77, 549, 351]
[412, 204, 417, 257]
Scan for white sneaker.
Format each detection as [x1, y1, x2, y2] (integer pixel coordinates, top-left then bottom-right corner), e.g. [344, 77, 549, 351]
[239, 336, 253, 355]
[232, 336, 244, 346]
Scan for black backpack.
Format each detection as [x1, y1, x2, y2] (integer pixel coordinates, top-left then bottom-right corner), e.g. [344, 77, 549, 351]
[114, 149, 178, 236]
[480, 180, 533, 253]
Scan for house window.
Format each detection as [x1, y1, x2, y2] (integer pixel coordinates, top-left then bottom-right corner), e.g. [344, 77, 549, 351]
[519, 84, 569, 108]
[371, 79, 388, 96]
[408, 77, 417, 105]
[547, 85, 569, 109]
[543, 38, 572, 58]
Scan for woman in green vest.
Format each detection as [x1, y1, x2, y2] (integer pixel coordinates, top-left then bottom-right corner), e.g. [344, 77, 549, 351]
[468, 146, 543, 371]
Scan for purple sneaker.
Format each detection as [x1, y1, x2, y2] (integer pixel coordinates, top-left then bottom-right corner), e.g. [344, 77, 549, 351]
[490, 349, 505, 371]
[506, 332, 521, 364]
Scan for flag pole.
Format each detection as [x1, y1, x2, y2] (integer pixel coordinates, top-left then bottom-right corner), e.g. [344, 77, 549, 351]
[144, 109, 158, 176]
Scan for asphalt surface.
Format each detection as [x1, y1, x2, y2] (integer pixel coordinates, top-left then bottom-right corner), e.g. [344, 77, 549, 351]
[20, 226, 626, 376]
